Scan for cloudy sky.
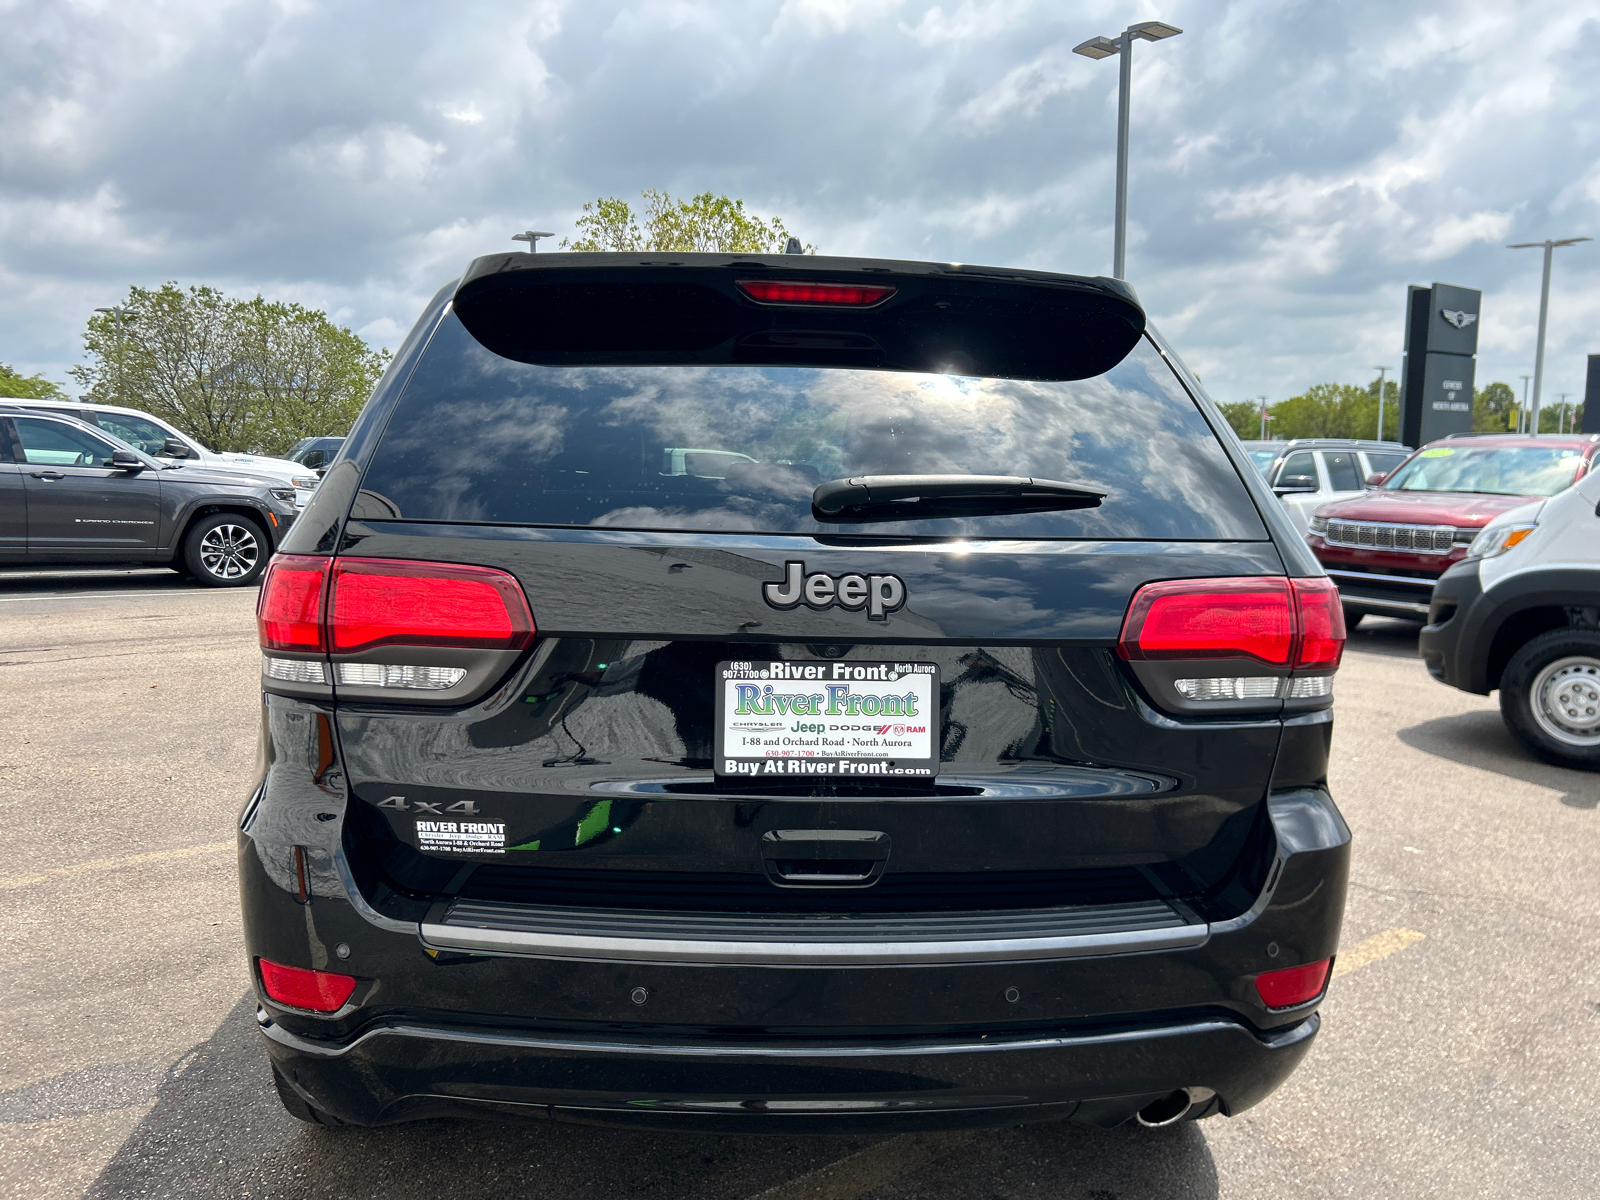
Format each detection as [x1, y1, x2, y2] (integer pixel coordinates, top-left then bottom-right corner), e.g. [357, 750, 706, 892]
[5, 0, 1600, 416]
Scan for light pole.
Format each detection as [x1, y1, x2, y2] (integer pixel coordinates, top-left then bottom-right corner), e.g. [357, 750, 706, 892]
[1507, 236, 1590, 435]
[1258, 396, 1271, 440]
[1518, 375, 1532, 433]
[513, 230, 556, 253]
[1073, 20, 1183, 280]
[94, 304, 139, 406]
[1373, 366, 1392, 441]
[1556, 392, 1572, 433]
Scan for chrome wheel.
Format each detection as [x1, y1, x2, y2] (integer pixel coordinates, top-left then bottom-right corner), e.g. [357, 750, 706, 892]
[1529, 655, 1600, 748]
[198, 523, 261, 580]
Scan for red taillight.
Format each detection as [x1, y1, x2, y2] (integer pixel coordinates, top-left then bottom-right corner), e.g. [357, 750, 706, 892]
[1117, 576, 1347, 670]
[258, 958, 357, 1012]
[257, 555, 330, 652]
[1254, 958, 1332, 1008]
[736, 279, 897, 306]
[1291, 577, 1346, 669]
[1119, 578, 1294, 665]
[328, 558, 535, 653]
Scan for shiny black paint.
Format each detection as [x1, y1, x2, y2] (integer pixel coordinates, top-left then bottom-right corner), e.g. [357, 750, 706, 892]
[241, 259, 1349, 1130]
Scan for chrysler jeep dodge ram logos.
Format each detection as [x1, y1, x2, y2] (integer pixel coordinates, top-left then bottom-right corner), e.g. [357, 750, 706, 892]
[762, 561, 907, 621]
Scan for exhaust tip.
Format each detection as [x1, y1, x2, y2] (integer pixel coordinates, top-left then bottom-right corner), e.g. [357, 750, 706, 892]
[1136, 1089, 1196, 1128]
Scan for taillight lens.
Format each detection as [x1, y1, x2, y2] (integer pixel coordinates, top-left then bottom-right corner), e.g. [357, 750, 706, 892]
[1254, 958, 1332, 1008]
[1118, 576, 1347, 670]
[258, 958, 357, 1012]
[736, 279, 897, 306]
[1291, 577, 1346, 669]
[1119, 578, 1294, 664]
[257, 555, 330, 652]
[328, 558, 535, 653]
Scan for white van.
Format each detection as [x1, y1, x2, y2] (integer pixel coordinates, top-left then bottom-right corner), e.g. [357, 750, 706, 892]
[1, 398, 318, 505]
[1420, 448, 1600, 768]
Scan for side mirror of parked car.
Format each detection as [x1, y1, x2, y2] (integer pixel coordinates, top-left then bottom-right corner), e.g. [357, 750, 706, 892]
[1365, 471, 1388, 487]
[110, 449, 146, 471]
[162, 438, 193, 458]
[1272, 474, 1318, 495]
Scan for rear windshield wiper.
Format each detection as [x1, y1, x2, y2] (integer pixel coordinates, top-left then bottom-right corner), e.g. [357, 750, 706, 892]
[812, 475, 1104, 523]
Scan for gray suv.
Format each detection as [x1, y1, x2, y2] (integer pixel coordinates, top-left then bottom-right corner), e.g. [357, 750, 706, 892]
[0, 408, 300, 586]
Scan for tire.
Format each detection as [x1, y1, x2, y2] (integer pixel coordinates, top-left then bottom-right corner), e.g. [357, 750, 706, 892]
[1498, 629, 1600, 770]
[1341, 606, 1365, 630]
[182, 513, 267, 587]
[271, 1065, 350, 1126]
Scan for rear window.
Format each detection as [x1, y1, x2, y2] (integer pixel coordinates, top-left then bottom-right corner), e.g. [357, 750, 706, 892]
[1384, 444, 1587, 497]
[355, 313, 1266, 540]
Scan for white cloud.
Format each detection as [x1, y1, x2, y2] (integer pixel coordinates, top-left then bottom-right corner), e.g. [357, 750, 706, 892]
[2, 0, 1600, 408]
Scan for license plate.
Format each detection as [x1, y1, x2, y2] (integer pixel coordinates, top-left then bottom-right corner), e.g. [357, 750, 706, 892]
[715, 659, 939, 781]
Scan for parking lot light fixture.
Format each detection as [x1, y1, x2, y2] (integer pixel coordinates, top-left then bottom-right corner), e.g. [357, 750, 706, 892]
[1507, 236, 1591, 435]
[1073, 20, 1183, 280]
[513, 230, 556, 253]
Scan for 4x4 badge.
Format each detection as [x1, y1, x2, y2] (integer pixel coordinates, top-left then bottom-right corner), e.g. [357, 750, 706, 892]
[762, 561, 906, 621]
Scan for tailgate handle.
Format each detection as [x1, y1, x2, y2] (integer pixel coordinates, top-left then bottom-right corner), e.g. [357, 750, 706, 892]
[761, 829, 890, 888]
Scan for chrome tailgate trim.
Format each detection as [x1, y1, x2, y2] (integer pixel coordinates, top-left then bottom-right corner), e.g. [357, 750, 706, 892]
[420, 897, 1206, 966]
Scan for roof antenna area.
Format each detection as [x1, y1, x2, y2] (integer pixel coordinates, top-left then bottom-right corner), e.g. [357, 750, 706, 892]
[782, 236, 803, 255]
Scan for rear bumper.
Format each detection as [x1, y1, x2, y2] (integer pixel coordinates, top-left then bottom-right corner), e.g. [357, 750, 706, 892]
[261, 1006, 1319, 1131]
[241, 784, 1350, 1129]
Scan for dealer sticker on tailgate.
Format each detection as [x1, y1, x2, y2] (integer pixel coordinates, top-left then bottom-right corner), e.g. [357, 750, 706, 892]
[715, 660, 939, 780]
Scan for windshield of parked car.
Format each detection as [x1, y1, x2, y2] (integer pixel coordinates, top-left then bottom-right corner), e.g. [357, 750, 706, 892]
[1247, 449, 1279, 475]
[1384, 444, 1587, 497]
[355, 314, 1268, 540]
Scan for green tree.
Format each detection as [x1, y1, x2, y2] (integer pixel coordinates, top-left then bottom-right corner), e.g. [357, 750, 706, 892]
[563, 190, 815, 254]
[1216, 400, 1263, 439]
[1265, 379, 1400, 442]
[0, 363, 68, 399]
[68, 284, 388, 456]
[1474, 381, 1516, 432]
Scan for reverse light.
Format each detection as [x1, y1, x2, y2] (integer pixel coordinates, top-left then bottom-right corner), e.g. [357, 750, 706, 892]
[258, 958, 357, 1013]
[736, 279, 897, 306]
[1254, 958, 1332, 1009]
[335, 663, 467, 690]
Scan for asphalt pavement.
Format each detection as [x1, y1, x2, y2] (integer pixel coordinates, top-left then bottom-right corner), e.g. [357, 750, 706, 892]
[2, 566, 1597, 1199]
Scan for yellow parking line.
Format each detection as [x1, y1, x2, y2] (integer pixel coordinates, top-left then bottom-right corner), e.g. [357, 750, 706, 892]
[0, 840, 233, 890]
[1332, 927, 1425, 979]
[748, 1131, 979, 1200]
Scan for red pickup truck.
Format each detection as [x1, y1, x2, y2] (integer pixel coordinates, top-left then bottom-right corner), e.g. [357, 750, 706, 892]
[1307, 433, 1598, 624]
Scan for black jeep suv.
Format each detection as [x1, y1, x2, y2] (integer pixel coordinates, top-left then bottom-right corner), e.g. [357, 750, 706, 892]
[0, 407, 298, 585]
[242, 253, 1350, 1132]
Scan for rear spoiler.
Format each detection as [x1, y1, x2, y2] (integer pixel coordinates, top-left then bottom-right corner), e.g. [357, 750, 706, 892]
[452, 252, 1146, 382]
